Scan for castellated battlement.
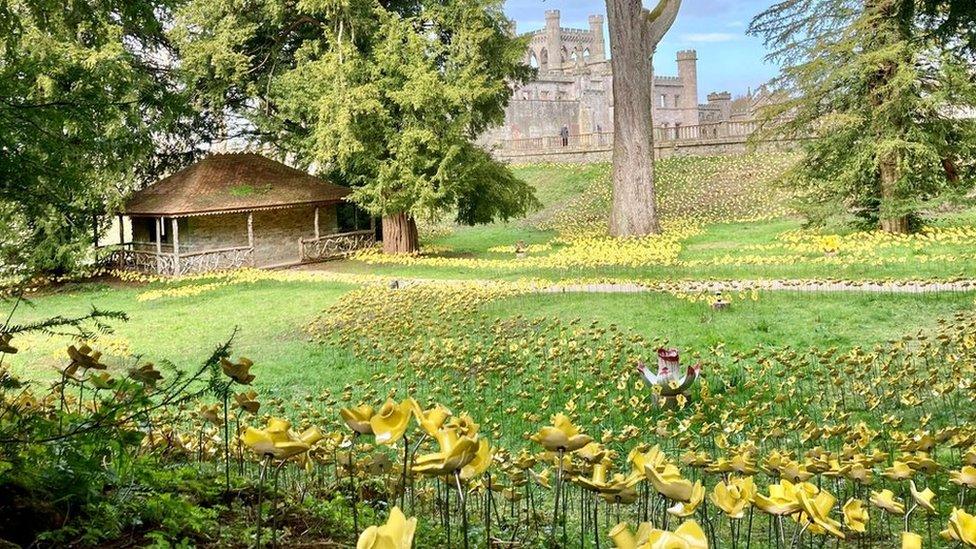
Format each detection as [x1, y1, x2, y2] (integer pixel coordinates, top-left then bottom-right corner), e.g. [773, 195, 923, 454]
[482, 12, 752, 149]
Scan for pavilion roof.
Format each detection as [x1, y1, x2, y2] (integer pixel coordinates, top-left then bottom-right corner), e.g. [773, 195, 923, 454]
[124, 153, 350, 217]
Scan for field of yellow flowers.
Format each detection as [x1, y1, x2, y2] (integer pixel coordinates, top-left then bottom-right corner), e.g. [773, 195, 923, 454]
[2, 276, 975, 547]
[331, 155, 976, 282]
[2, 154, 976, 547]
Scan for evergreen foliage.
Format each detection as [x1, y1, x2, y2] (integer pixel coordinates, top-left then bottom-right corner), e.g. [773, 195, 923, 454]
[172, 0, 539, 245]
[749, 0, 976, 231]
[0, 1, 217, 274]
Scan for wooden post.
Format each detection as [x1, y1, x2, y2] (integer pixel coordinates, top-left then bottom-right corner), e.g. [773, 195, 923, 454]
[171, 217, 180, 277]
[247, 212, 254, 248]
[155, 218, 162, 254]
[314, 207, 320, 240]
[247, 212, 255, 266]
[155, 217, 163, 274]
[117, 214, 124, 246]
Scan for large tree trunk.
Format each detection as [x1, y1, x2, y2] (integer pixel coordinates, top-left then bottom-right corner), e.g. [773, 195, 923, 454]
[382, 212, 419, 254]
[606, 0, 681, 237]
[867, 0, 909, 234]
[879, 155, 909, 233]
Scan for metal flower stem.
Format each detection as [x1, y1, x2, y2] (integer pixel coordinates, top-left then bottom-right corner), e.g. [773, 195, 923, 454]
[485, 474, 492, 547]
[455, 471, 469, 549]
[592, 493, 600, 549]
[255, 454, 272, 549]
[349, 434, 360, 537]
[223, 389, 231, 495]
[400, 435, 409, 510]
[552, 448, 564, 545]
[271, 461, 286, 549]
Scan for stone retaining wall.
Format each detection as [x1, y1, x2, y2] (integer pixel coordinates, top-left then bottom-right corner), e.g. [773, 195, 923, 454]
[494, 135, 788, 164]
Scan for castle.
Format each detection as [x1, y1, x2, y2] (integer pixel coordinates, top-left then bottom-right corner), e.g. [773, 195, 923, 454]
[482, 10, 759, 147]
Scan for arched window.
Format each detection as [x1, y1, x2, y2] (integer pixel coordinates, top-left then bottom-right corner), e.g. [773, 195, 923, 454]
[529, 51, 539, 69]
[583, 48, 591, 62]
[570, 50, 578, 64]
[540, 48, 549, 71]
[561, 46, 569, 64]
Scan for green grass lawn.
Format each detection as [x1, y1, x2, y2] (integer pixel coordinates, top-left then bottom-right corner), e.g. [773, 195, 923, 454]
[320, 156, 976, 282]
[5, 279, 363, 396]
[7, 276, 974, 402]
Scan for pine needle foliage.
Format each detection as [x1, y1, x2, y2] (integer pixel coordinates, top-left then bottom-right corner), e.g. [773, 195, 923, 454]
[749, 0, 976, 231]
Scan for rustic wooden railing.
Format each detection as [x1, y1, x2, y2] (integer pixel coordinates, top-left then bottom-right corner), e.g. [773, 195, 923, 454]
[497, 120, 759, 153]
[104, 245, 253, 276]
[177, 246, 254, 275]
[300, 230, 375, 263]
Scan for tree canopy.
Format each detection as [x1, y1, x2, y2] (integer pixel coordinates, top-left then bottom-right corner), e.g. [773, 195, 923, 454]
[0, 0, 216, 274]
[749, 0, 976, 231]
[173, 0, 538, 252]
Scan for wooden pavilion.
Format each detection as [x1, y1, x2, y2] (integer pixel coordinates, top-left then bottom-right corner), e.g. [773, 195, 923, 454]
[108, 153, 375, 276]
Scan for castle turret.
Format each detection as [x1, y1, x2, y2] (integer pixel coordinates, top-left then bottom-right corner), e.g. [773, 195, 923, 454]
[676, 50, 699, 127]
[707, 91, 733, 121]
[545, 10, 561, 74]
[588, 15, 605, 62]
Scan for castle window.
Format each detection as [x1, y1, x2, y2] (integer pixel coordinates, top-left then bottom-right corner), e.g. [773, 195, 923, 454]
[674, 95, 681, 107]
[659, 95, 667, 108]
[529, 51, 539, 69]
[540, 48, 549, 71]
[583, 48, 590, 61]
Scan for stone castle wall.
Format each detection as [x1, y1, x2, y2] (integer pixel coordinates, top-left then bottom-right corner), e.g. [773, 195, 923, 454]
[481, 10, 761, 150]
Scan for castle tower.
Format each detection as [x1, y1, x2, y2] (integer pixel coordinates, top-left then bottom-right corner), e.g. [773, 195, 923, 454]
[588, 15, 605, 62]
[676, 50, 699, 127]
[545, 10, 561, 74]
[707, 91, 733, 122]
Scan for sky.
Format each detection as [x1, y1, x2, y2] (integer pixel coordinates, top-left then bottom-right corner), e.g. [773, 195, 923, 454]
[503, 0, 781, 102]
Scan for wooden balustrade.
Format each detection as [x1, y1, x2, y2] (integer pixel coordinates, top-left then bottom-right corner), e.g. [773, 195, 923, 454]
[497, 120, 758, 152]
[300, 230, 376, 262]
[104, 245, 253, 276]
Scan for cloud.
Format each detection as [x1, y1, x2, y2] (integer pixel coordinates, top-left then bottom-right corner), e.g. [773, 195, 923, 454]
[681, 32, 741, 43]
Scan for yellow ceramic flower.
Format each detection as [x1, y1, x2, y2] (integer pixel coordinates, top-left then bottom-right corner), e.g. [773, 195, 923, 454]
[128, 363, 163, 386]
[220, 356, 255, 384]
[234, 390, 260, 414]
[460, 438, 492, 481]
[883, 461, 915, 481]
[198, 404, 222, 425]
[242, 417, 322, 460]
[408, 399, 450, 436]
[412, 428, 479, 476]
[909, 480, 936, 513]
[530, 413, 593, 453]
[578, 442, 610, 464]
[645, 462, 697, 503]
[710, 477, 755, 519]
[753, 480, 804, 516]
[796, 490, 845, 539]
[67, 344, 107, 370]
[940, 508, 976, 547]
[901, 532, 923, 549]
[950, 466, 976, 489]
[842, 499, 869, 533]
[0, 333, 16, 354]
[356, 507, 417, 549]
[370, 399, 412, 445]
[667, 481, 705, 518]
[870, 489, 906, 515]
[609, 520, 708, 549]
[341, 405, 375, 435]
